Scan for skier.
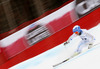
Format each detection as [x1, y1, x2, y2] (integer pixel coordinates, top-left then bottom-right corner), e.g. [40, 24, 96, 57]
[64, 25, 95, 56]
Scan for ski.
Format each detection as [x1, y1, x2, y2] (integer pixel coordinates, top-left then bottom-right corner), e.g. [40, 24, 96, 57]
[53, 54, 78, 67]
[53, 58, 70, 67]
[53, 43, 100, 67]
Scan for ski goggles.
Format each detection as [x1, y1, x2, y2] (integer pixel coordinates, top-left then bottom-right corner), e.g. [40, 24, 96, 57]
[74, 31, 79, 34]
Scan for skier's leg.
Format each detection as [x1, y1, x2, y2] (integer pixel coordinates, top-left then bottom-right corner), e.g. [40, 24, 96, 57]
[88, 38, 95, 49]
[71, 41, 84, 58]
[76, 41, 85, 53]
[88, 43, 93, 49]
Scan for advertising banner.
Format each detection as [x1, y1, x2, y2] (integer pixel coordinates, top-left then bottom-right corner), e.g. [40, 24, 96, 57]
[75, 0, 100, 18]
[0, 0, 75, 66]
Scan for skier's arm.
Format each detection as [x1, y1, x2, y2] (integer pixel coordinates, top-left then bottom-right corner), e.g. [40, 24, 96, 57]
[83, 29, 95, 40]
[86, 32, 95, 40]
[64, 34, 77, 45]
[67, 33, 77, 43]
[64, 34, 76, 45]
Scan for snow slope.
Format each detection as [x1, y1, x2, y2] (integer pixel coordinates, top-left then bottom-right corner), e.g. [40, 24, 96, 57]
[55, 44, 100, 69]
[9, 24, 100, 69]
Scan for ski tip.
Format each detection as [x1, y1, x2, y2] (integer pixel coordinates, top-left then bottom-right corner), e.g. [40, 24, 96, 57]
[53, 59, 70, 67]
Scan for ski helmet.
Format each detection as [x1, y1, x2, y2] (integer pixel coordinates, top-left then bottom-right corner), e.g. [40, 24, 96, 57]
[73, 25, 82, 33]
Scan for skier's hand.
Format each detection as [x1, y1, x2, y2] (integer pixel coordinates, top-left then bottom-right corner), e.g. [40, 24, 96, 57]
[64, 41, 69, 45]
